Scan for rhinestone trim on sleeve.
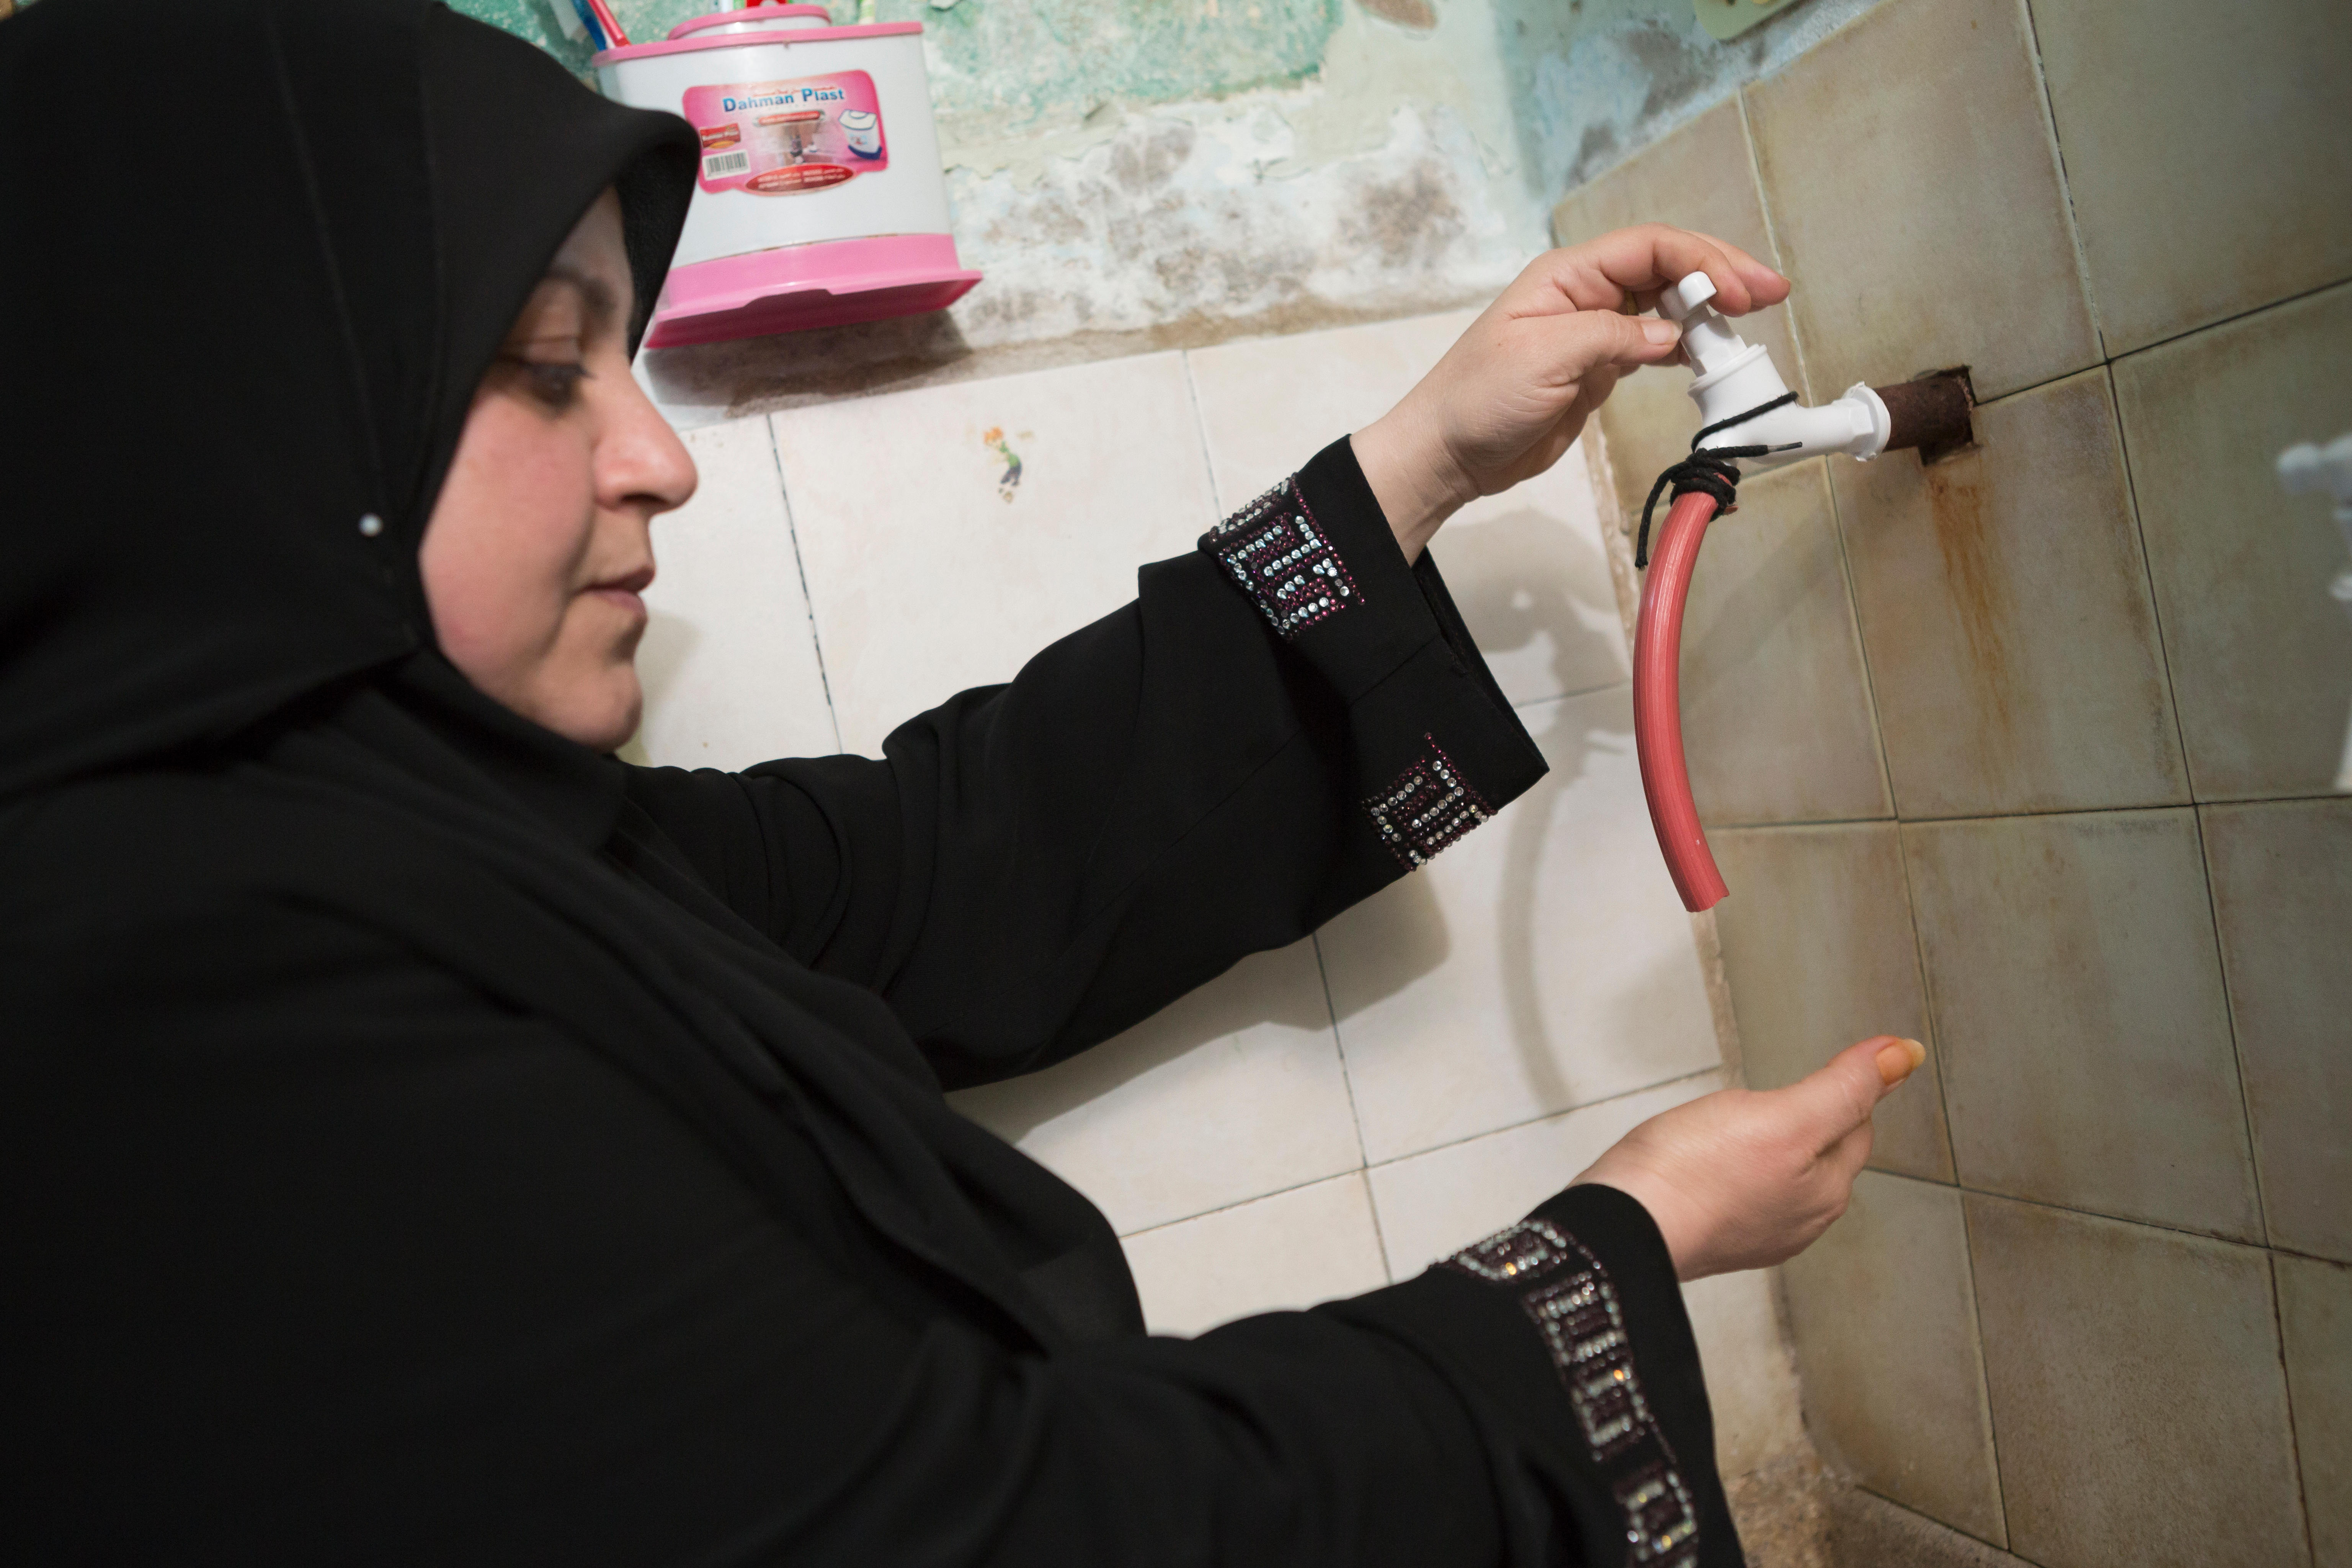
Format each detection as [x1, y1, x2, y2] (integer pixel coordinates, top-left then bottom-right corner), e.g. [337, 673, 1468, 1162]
[1439, 1214, 1700, 1567]
[1614, 1464, 1700, 1566]
[1444, 1218, 1575, 1284]
[1202, 476, 1361, 638]
[1525, 1272, 1651, 1461]
[1363, 734, 1490, 869]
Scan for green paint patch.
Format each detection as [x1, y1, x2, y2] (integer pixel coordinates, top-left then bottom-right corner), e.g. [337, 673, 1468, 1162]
[881, 0, 1338, 132]
[448, 0, 1339, 127]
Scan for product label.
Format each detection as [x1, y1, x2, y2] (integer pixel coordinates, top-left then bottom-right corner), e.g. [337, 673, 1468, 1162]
[683, 71, 886, 196]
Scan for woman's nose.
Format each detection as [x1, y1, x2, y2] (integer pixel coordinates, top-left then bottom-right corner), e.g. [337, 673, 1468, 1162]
[601, 371, 699, 517]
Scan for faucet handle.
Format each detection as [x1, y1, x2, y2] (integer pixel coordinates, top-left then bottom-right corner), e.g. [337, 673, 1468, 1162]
[1660, 271, 1720, 322]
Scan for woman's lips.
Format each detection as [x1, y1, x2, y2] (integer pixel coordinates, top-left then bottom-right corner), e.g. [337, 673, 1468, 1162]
[586, 565, 654, 618]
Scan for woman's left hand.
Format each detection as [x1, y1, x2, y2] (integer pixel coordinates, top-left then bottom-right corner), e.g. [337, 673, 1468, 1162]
[1350, 223, 1790, 563]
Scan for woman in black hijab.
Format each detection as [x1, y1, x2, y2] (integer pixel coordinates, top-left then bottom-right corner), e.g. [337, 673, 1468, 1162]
[1, 0, 1924, 1561]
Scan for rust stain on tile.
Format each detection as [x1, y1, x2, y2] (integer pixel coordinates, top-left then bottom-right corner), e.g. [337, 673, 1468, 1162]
[1922, 456, 2020, 762]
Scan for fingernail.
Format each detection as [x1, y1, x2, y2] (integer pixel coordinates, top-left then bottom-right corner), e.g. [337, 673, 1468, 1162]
[1875, 1038, 1927, 1086]
[1642, 318, 1681, 346]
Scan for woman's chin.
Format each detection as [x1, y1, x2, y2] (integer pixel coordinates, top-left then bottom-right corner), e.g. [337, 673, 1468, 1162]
[542, 671, 643, 754]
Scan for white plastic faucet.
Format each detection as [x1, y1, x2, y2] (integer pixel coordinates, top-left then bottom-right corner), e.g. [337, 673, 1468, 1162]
[2277, 433, 2352, 793]
[1660, 271, 1890, 467]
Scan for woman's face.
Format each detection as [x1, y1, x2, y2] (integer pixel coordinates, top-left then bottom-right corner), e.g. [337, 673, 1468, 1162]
[420, 188, 697, 752]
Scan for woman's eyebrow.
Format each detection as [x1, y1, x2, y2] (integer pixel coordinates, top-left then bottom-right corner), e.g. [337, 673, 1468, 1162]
[540, 263, 621, 330]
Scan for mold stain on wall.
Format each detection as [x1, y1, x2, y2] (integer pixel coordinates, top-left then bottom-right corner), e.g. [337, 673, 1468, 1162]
[429, 0, 1908, 422]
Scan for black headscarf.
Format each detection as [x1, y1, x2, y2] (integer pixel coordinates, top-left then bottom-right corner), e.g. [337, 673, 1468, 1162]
[0, 0, 1127, 1376]
[0, 0, 694, 796]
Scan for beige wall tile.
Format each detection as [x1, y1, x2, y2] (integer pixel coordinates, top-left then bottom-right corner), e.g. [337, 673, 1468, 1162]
[1186, 313, 1631, 710]
[1711, 822, 1952, 1181]
[1835, 370, 2187, 818]
[1321, 684, 1723, 1163]
[1119, 1173, 1390, 1337]
[2030, 0, 2352, 356]
[1783, 1172, 2003, 1544]
[634, 417, 841, 768]
[946, 940, 1361, 1238]
[2277, 1254, 2352, 1568]
[1550, 98, 1809, 528]
[2113, 284, 2352, 802]
[772, 352, 1219, 756]
[2201, 799, 2352, 1263]
[1744, 0, 2097, 402]
[1905, 810, 2260, 1240]
[1682, 459, 1893, 825]
[1966, 1196, 2307, 1568]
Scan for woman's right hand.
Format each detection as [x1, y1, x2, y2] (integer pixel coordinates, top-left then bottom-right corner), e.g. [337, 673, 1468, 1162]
[1572, 1036, 1927, 1281]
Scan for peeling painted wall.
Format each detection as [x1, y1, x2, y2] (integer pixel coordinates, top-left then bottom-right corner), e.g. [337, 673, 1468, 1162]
[421, 0, 1891, 419]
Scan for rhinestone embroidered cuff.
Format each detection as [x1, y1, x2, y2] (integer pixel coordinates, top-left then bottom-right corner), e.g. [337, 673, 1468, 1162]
[1363, 734, 1491, 869]
[1440, 1217, 1700, 1567]
[1202, 476, 1361, 639]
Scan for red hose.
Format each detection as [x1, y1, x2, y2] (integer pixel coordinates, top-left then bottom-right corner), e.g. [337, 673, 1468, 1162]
[1633, 491, 1729, 912]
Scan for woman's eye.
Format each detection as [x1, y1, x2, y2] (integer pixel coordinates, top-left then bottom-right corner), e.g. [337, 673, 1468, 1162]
[501, 355, 591, 409]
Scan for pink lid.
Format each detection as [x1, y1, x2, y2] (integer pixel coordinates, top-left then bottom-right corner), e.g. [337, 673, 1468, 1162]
[645, 234, 981, 348]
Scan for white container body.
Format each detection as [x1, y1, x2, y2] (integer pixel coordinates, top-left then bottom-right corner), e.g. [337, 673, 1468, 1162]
[597, 30, 950, 271]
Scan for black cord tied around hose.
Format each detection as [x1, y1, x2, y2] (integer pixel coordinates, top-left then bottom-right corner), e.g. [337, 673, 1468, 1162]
[1634, 391, 1802, 568]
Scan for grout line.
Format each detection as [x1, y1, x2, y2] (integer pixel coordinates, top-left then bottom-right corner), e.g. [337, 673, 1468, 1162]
[1358, 1067, 1724, 1176]
[1887, 820, 1965, 1184]
[1955, 1188, 2018, 1552]
[1711, 790, 2352, 835]
[2104, 272, 2352, 368]
[1176, 350, 1228, 520]
[1508, 676, 1628, 716]
[2015, 0, 2108, 363]
[1795, 1165, 2350, 1269]
[1971, 264, 2352, 406]
[1112, 1067, 1724, 1244]
[2188, 801, 2278, 1246]
[2103, 342, 2275, 1248]
[763, 416, 843, 756]
[1842, 1482, 2040, 1567]
[1312, 931, 1395, 1284]
[1812, 414, 1902, 824]
[1956, 1184, 2275, 1255]
[2269, 1250, 2323, 1567]
[1116, 1169, 1365, 1243]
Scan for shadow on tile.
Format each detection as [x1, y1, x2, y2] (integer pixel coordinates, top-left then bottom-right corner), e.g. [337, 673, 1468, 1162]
[949, 942, 1344, 1148]
[1430, 501, 1631, 708]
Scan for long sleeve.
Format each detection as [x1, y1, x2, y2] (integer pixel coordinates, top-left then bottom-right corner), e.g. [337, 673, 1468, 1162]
[6, 886, 1737, 1568]
[625, 437, 1547, 1088]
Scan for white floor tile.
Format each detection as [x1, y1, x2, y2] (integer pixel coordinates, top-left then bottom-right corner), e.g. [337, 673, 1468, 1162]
[1364, 1073, 1720, 1274]
[633, 416, 840, 769]
[1186, 313, 1628, 708]
[1322, 683, 1724, 1164]
[1120, 1173, 1392, 1338]
[771, 353, 1220, 756]
[946, 940, 1361, 1237]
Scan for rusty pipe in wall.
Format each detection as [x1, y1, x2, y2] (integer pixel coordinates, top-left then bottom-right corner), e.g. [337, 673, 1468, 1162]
[1875, 371, 1975, 462]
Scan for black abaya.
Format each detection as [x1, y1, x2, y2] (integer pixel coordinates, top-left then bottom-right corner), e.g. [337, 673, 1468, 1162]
[0, 1, 1742, 1562]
